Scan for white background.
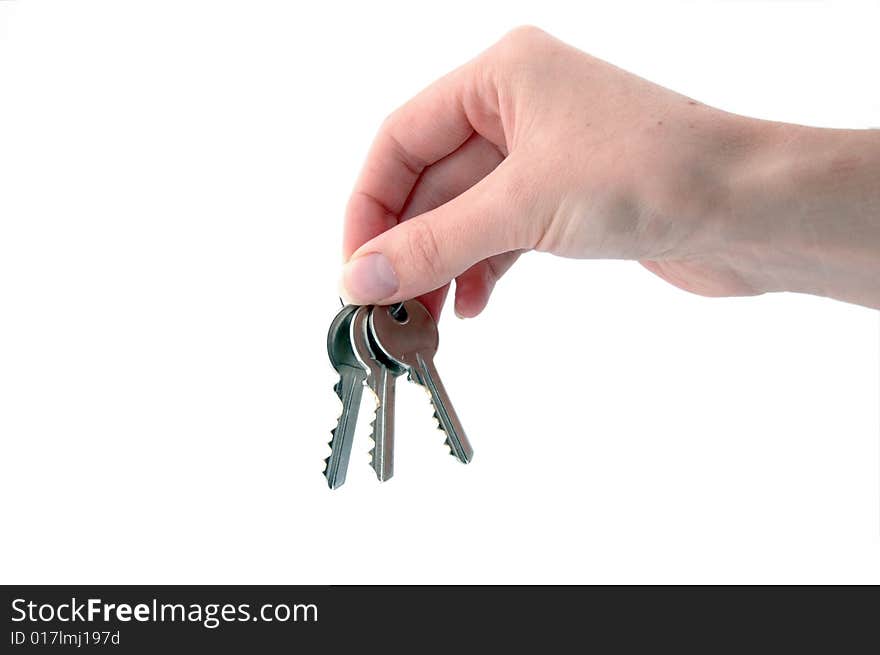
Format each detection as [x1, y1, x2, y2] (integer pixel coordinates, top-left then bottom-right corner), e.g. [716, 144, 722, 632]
[1, 0, 878, 584]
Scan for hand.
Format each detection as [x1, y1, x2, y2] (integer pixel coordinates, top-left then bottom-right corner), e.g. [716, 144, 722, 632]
[341, 27, 880, 315]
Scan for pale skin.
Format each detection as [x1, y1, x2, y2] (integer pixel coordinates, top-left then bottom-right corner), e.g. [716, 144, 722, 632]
[341, 27, 880, 319]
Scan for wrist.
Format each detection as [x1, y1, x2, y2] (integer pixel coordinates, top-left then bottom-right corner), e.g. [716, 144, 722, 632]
[709, 119, 880, 306]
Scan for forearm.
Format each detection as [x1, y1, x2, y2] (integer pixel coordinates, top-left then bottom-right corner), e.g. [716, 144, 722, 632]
[724, 123, 880, 308]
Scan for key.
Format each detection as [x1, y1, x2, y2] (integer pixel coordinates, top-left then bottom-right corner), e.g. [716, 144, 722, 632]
[370, 300, 474, 464]
[324, 304, 366, 489]
[350, 305, 403, 482]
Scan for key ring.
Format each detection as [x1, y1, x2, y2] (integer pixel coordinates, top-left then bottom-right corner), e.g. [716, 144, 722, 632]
[339, 297, 408, 323]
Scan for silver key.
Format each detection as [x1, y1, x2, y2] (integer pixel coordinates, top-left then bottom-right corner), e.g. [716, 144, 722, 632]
[324, 304, 366, 489]
[370, 300, 474, 464]
[350, 305, 403, 482]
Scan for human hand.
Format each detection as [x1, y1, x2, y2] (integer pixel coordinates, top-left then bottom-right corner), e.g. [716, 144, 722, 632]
[341, 27, 880, 315]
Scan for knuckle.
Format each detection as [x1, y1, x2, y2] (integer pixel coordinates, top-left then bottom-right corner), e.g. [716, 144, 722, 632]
[488, 25, 552, 90]
[492, 25, 548, 63]
[380, 104, 411, 137]
[379, 109, 399, 134]
[378, 110, 424, 177]
[500, 25, 548, 49]
[405, 220, 445, 280]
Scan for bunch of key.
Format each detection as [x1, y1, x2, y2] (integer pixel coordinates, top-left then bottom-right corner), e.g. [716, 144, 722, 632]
[324, 299, 473, 489]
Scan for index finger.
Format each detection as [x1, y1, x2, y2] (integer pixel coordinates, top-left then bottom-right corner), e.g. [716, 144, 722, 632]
[343, 60, 492, 260]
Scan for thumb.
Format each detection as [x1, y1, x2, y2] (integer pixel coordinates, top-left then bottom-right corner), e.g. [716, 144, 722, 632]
[340, 160, 535, 305]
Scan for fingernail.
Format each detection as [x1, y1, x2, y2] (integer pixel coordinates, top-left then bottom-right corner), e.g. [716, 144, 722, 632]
[341, 253, 399, 304]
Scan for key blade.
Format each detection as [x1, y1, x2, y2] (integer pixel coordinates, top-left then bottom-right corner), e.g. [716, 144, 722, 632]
[368, 366, 395, 481]
[351, 306, 396, 483]
[358, 379, 385, 479]
[413, 353, 473, 464]
[324, 367, 365, 489]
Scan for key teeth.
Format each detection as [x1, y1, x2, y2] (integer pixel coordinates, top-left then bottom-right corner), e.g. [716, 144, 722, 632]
[368, 421, 377, 470]
[322, 432, 333, 476]
[368, 423, 377, 470]
[407, 371, 469, 463]
[437, 415, 460, 457]
[432, 409, 457, 457]
[324, 379, 346, 478]
[421, 391, 456, 457]
[362, 383, 380, 472]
